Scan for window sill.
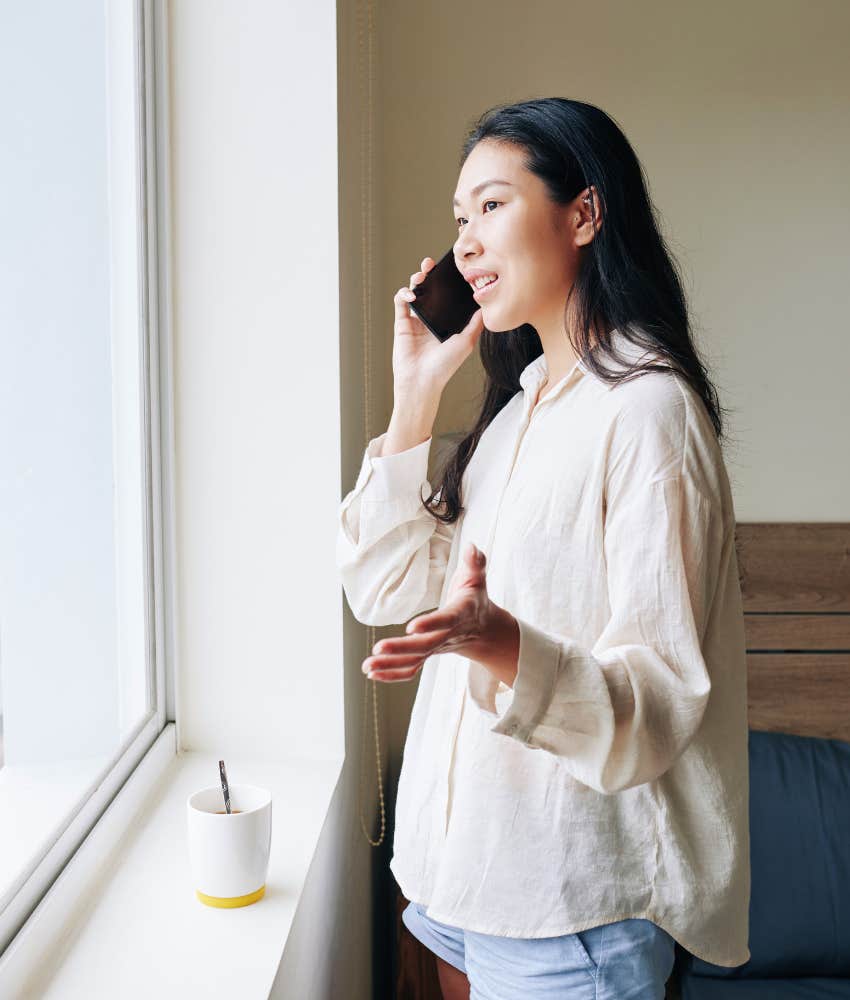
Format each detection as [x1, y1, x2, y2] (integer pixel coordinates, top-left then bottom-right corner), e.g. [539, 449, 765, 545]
[0, 723, 344, 997]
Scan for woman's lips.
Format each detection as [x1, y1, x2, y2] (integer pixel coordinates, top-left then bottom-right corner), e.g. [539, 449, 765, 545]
[472, 276, 500, 302]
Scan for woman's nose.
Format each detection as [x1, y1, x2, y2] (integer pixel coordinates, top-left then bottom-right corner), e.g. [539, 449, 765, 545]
[454, 233, 483, 261]
[454, 222, 483, 255]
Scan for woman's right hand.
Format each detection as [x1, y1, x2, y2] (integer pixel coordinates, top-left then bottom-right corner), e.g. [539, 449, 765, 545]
[392, 256, 485, 392]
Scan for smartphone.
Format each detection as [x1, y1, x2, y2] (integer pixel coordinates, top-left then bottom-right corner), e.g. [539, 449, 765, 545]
[409, 248, 478, 342]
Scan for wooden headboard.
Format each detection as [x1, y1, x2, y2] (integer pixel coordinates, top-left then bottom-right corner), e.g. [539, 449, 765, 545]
[737, 523, 850, 741]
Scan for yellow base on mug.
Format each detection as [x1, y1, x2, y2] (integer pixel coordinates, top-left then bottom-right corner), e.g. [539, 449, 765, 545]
[195, 885, 265, 908]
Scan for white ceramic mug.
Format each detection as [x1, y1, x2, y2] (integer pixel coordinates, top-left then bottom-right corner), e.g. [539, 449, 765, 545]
[186, 783, 272, 908]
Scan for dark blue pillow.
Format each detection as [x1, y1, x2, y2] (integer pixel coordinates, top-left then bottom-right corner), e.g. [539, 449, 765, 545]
[686, 729, 850, 979]
[682, 976, 850, 999]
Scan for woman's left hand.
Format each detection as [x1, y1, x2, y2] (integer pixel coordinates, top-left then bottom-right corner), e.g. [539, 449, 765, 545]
[362, 541, 495, 683]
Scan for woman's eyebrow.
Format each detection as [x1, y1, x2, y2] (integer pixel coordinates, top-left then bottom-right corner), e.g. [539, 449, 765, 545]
[452, 179, 514, 209]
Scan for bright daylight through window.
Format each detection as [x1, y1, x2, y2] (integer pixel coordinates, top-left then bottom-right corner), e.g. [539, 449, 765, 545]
[0, 0, 167, 951]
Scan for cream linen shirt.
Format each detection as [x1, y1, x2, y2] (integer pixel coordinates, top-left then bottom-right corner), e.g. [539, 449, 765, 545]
[336, 329, 751, 967]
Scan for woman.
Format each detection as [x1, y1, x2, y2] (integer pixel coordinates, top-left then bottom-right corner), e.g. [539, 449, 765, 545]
[337, 97, 750, 999]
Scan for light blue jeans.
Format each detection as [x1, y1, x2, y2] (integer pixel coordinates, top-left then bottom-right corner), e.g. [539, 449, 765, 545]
[402, 900, 677, 999]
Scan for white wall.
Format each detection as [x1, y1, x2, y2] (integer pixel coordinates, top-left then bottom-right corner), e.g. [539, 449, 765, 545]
[168, 2, 344, 764]
[168, 1, 382, 997]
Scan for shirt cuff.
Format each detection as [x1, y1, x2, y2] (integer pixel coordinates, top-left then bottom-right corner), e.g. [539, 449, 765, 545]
[466, 615, 561, 746]
[338, 433, 435, 553]
[354, 432, 433, 501]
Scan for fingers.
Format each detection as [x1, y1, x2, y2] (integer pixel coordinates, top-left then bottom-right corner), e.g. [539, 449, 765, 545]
[362, 650, 427, 682]
[363, 651, 428, 671]
[365, 626, 452, 670]
[407, 612, 457, 633]
[395, 257, 435, 324]
[394, 284, 417, 322]
[376, 627, 453, 653]
[409, 257, 435, 289]
[362, 619, 455, 679]
[408, 256, 435, 290]
[365, 664, 422, 683]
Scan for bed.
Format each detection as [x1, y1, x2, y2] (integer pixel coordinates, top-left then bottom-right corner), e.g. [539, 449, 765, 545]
[672, 522, 850, 999]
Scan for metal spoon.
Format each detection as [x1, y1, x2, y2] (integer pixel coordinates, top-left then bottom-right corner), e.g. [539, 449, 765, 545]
[218, 759, 232, 814]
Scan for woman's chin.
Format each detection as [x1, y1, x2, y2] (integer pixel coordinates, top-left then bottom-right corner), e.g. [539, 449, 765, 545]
[481, 304, 520, 334]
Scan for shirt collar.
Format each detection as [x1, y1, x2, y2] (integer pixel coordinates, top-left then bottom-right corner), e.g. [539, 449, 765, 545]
[518, 351, 586, 397]
[518, 327, 660, 400]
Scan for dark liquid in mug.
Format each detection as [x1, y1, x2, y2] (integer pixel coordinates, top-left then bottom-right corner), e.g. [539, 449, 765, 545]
[214, 809, 242, 814]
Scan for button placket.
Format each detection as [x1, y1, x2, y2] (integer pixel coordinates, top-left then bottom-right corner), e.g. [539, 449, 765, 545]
[486, 392, 544, 572]
[445, 371, 578, 836]
[476, 371, 582, 709]
[443, 408, 536, 840]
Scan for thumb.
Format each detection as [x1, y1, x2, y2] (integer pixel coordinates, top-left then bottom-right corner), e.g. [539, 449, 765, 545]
[451, 308, 483, 353]
[463, 307, 485, 345]
[443, 310, 483, 369]
[467, 541, 486, 568]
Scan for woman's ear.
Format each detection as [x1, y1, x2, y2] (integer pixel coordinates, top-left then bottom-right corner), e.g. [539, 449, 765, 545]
[575, 185, 603, 245]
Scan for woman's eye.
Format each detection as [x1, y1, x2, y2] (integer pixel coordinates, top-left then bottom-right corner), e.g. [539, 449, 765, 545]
[456, 200, 501, 227]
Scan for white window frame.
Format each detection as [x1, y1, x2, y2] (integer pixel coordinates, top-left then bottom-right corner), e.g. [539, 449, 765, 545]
[0, 0, 176, 956]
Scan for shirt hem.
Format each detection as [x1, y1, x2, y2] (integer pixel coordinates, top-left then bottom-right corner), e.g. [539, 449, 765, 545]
[427, 902, 749, 969]
[393, 867, 749, 970]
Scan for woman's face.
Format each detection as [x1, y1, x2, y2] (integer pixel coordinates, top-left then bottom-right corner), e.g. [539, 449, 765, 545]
[452, 140, 582, 334]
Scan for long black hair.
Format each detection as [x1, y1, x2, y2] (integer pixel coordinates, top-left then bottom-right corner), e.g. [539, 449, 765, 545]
[421, 97, 729, 524]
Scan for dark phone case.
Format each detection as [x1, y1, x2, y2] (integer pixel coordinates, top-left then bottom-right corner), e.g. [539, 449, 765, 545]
[409, 248, 477, 342]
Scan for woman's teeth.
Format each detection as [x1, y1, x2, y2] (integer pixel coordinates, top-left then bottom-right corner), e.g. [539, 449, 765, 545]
[472, 275, 500, 300]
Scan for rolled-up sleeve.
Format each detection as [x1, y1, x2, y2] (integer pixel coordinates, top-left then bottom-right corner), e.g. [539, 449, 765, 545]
[467, 404, 723, 795]
[336, 431, 456, 626]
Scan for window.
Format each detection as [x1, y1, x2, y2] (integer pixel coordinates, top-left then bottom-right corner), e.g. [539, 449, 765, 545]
[0, 0, 173, 952]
